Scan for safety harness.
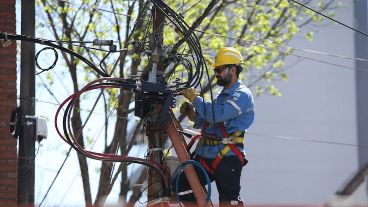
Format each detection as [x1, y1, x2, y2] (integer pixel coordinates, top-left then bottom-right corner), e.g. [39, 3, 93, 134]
[186, 122, 247, 175]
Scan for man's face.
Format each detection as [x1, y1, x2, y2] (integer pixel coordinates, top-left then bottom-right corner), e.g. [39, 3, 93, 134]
[215, 65, 232, 86]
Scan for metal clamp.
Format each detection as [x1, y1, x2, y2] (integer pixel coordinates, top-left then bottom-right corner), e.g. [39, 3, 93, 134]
[0, 33, 12, 47]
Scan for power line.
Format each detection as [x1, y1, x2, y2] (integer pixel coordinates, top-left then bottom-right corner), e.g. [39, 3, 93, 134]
[37, 75, 71, 207]
[289, 52, 368, 73]
[180, 125, 368, 148]
[56, 101, 118, 206]
[257, 44, 368, 73]
[41, 0, 368, 65]
[264, 41, 368, 63]
[38, 147, 72, 207]
[56, 171, 79, 206]
[195, 29, 368, 63]
[56, 0, 131, 17]
[248, 132, 368, 148]
[38, 105, 114, 206]
[195, 29, 368, 73]
[290, 0, 368, 38]
[43, 1, 368, 64]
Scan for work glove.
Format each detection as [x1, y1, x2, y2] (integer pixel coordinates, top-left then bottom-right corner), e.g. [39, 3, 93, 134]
[182, 88, 199, 103]
[180, 101, 196, 121]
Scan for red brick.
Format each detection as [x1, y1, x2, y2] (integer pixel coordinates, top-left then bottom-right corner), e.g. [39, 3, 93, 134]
[0, 200, 17, 207]
[0, 10, 15, 16]
[7, 172, 16, 179]
[5, 159, 17, 165]
[0, 49, 16, 55]
[0, 153, 17, 159]
[0, 193, 16, 199]
[0, 0, 17, 203]
[0, 65, 16, 70]
[0, 179, 17, 185]
[0, 54, 16, 62]
[0, 68, 16, 75]
[0, 165, 16, 172]
[6, 187, 17, 192]
[0, 148, 17, 155]
[0, 147, 17, 154]
[0, 138, 16, 144]
[0, 201, 17, 207]
[0, 75, 16, 81]
[0, 172, 17, 179]
[0, 9, 15, 17]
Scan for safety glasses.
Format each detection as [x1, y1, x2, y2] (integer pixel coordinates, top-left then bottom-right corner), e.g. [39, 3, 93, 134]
[214, 66, 228, 74]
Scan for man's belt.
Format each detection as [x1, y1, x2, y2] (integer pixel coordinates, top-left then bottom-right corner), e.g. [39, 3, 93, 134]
[200, 131, 244, 146]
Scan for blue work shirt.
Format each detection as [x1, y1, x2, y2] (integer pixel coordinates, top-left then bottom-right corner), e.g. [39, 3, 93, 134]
[191, 81, 255, 158]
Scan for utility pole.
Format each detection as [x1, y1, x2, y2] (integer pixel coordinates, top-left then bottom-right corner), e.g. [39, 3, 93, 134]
[146, 4, 167, 206]
[18, 0, 36, 205]
[144, 3, 211, 206]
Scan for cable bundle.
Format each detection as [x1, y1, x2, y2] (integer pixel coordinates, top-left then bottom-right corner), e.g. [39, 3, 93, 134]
[54, 77, 170, 188]
[149, 0, 208, 90]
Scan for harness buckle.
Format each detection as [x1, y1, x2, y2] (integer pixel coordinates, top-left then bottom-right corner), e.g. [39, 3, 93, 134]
[220, 137, 235, 144]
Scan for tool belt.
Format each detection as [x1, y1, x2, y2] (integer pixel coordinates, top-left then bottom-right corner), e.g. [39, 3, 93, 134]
[200, 132, 244, 147]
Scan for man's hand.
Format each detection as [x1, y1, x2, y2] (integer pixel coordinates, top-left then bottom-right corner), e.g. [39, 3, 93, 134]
[182, 88, 199, 103]
[180, 102, 196, 121]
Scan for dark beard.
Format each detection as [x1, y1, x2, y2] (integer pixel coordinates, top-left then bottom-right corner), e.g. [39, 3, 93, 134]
[216, 73, 231, 86]
[217, 77, 231, 86]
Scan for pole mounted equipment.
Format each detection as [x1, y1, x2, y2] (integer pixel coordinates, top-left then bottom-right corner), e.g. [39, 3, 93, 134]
[10, 107, 23, 139]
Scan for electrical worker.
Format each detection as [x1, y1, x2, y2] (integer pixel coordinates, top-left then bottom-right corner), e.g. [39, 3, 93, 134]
[177, 47, 255, 206]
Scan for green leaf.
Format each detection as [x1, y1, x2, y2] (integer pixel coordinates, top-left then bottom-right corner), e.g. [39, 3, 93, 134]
[280, 73, 288, 81]
[305, 31, 314, 42]
[272, 60, 284, 68]
[267, 85, 282, 96]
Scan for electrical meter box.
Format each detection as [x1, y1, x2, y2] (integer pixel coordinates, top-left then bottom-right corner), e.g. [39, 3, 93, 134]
[36, 117, 48, 141]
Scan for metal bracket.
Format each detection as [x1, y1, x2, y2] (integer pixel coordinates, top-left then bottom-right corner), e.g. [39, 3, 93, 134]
[0, 33, 12, 47]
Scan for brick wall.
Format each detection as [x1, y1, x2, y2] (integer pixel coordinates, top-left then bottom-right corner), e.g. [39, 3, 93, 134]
[0, 0, 18, 206]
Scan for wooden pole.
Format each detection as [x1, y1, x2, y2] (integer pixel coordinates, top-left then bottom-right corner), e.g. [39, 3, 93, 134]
[18, 0, 36, 205]
[146, 4, 168, 206]
[166, 110, 212, 207]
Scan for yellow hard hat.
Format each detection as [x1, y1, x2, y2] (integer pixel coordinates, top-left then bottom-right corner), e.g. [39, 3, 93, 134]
[213, 47, 243, 68]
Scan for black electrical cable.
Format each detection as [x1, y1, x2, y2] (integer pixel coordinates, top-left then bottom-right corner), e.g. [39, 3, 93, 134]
[173, 0, 219, 50]
[290, 0, 368, 38]
[149, 0, 207, 89]
[99, 51, 111, 75]
[149, 0, 220, 145]
[35, 47, 58, 75]
[0, 32, 110, 77]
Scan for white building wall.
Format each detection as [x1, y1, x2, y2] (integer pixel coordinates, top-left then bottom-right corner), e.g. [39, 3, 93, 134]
[240, 2, 361, 204]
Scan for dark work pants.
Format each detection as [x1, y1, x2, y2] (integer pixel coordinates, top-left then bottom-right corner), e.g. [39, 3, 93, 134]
[174, 155, 244, 206]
